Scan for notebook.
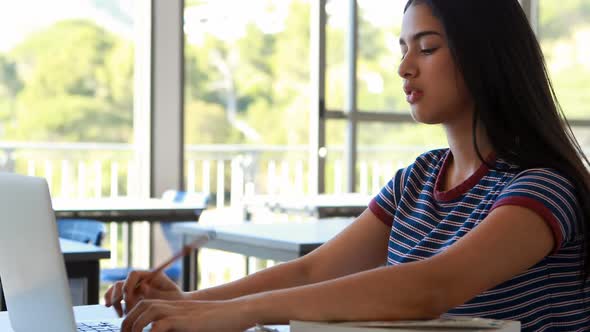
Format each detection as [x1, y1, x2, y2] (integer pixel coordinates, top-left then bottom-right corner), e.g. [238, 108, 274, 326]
[289, 317, 521, 332]
[0, 173, 147, 331]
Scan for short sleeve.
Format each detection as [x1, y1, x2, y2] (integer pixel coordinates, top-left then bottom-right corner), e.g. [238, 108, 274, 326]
[369, 167, 407, 227]
[490, 168, 580, 253]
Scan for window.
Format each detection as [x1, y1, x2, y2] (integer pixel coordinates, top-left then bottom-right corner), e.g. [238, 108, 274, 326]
[0, 0, 136, 197]
[183, 0, 311, 204]
[538, 0, 590, 148]
[325, 0, 406, 112]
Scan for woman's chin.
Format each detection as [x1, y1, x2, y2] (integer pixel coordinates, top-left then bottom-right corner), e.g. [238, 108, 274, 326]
[410, 107, 441, 125]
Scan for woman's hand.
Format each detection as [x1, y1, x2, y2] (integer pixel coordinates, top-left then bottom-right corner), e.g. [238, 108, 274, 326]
[104, 270, 188, 317]
[120, 299, 254, 332]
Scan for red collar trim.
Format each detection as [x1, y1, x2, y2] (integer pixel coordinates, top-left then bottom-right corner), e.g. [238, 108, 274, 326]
[434, 150, 495, 202]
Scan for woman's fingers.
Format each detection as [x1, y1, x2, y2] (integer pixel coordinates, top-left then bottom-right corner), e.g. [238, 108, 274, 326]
[122, 300, 173, 332]
[105, 281, 124, 317]
[104, 284, 113, 306]
[111, 282, 125, 317]
[148, 317, 175, 332]
[133, 307, 175, 332]
[122, 270, 153, 313]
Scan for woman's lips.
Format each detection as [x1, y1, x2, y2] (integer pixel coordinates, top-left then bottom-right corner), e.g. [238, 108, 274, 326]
[406, 90, 424, 104]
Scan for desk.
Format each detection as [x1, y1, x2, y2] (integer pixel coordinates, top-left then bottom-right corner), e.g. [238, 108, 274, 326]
[61, 238, 111, 305]
[173, 218, 354, 290]
[0, 304, 289, 331]
[0, 305, 113, 331]
[244, 193, 370, 219]
[53, 197, 205, 222]
[0, 239, 110, 311]
[53, 197, 206, 267]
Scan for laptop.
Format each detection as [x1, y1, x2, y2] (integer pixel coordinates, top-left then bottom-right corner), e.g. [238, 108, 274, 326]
[0, 173, 144, 331]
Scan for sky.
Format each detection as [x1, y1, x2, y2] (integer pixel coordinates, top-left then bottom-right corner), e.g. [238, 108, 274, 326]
[0, 0, 134, 52]
[1, 0, 583, 69]
[0, 0, 406, 51]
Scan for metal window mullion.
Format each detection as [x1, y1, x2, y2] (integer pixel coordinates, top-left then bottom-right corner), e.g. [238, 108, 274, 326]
[326, 110, 415, 123]
[133, 0, 152, 198]
[520, 0, 539, 35]
[310, 0, 327, 195]
[149, 0, 184, 269]
[345, 0, 358, 193]
[151, 0, 184, 198]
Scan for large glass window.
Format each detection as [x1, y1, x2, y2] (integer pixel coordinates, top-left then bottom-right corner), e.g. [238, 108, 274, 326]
[0, 0, 136, 198]
[325, 0, 406, 112]
[0, 0, 139, 300]
[325, 121, 446, 195]
[538, 0, 590, 147]
[183, 0, 311, 206]
[183, 0, 313, 287]
[357, 122, 446, 195]
[357, 0, 406, 112]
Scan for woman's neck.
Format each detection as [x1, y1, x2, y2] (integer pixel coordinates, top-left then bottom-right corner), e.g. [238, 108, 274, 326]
[442, 119, 494, 189]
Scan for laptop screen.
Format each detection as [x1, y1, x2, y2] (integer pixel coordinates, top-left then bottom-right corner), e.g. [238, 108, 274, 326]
[0, 173, 77, 331]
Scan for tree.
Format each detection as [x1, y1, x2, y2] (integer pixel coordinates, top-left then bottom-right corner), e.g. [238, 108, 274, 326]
[0, 55, 23, 135]
[539, 0, 590, 41]
[6, 19, 133, 142]
[184, 0, 312, 146]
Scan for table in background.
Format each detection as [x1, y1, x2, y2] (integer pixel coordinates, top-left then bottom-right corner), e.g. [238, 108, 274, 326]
[53, 197, 206, 266]
[61, 238, 111, 305]
[0, 238, 110, 311]
[243, 193, 370, 219]
[173, 218, 354, 291]
[53, 197, 205, 222]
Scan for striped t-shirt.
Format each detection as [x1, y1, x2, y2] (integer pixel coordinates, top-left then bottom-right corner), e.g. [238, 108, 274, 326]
[369, 149, 589, 331]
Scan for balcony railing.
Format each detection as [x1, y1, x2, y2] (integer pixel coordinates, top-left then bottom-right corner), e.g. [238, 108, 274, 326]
[0, 141, 431, 283]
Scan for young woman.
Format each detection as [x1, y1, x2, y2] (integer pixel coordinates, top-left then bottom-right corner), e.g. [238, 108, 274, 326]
[106, 1, 590, 331]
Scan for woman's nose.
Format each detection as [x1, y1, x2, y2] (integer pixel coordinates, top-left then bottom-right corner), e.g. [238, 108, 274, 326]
[398, 55, 417, 79]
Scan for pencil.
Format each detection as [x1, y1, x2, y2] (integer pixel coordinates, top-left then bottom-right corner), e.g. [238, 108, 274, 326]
[134, 234, 212, 289]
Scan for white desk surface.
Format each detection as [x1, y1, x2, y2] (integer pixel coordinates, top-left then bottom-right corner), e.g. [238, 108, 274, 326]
[243, 194, 370, 218]
[243, 193, 371, 208]
[60, 238, 111, 261]
[53, 197, 205, 212]
[0, 305, 119, 330]
[0, 305, 289, 331]
[174, 218, 354, 261]
[52, 197, 206, 222]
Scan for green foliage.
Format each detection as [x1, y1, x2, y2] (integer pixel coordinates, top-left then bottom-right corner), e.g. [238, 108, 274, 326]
[0, 1, 587, 156]
[0, 54, 22, 126]
[551, 65, 590, 119]
[0, 55, 22, 98]
[538, 0, 590, 122]
[6, 19, 133, 142]
[539, 0, 590, 40]
[184, 0, 311, 145]
[185, 100, 243, 144]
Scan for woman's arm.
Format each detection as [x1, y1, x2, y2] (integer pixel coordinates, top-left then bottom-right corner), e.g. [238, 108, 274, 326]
[188, 208, 390, 301]
[121, 204, 555, 331]
[238, 204, 555, 324]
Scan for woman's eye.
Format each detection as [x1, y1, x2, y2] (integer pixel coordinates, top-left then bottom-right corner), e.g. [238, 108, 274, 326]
[421, 48, 438, 55]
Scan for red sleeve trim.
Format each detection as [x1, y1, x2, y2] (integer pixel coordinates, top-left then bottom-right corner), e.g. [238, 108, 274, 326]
[369, 199, 394, 227]
[491, 196, 563, 255]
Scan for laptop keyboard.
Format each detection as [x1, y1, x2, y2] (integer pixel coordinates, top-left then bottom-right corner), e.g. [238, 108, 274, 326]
[77, 321, 120, 331]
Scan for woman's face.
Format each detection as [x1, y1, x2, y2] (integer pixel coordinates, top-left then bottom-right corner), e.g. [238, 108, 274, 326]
[398, 3, 473, 125]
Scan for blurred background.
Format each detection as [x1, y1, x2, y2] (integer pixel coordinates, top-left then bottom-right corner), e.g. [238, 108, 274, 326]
[0, 0, 587, 299]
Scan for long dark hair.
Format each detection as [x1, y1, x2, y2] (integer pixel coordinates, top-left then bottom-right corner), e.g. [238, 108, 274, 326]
[404, 0, 590, 281]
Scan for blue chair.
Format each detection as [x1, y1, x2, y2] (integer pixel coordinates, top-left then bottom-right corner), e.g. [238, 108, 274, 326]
[57, 219, 105, 246]
[101, 191, 209, 283]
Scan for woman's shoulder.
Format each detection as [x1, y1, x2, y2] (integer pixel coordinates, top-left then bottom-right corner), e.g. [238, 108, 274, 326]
[414, 148, 449, 165]
[508, 167, 575, 188]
